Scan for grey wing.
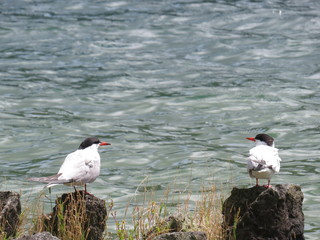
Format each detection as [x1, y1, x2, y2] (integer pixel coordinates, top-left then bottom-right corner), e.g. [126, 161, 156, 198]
[28, 173, 61, 183]
[28, 173, 72, 184]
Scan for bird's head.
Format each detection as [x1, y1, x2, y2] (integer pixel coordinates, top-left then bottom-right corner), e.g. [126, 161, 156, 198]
[246, 133, 274, 147]
[78, 137, 111, 150]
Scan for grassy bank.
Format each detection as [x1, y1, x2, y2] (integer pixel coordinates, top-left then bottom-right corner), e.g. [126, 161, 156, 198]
[9, 184, 225, 240]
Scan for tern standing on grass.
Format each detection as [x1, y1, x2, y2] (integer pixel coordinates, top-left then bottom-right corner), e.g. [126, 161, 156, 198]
[246, 133, 281, 188]
[29, 137, 110, 194]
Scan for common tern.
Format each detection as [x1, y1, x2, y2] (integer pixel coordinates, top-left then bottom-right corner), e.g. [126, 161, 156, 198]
[246, 134, 281, 188]
[29, 137, 110, 194]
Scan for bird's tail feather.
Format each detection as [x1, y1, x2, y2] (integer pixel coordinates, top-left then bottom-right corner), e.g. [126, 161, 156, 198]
[28, 173, 69, 185]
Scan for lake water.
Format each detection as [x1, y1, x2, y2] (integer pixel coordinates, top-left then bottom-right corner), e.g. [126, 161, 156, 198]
[0, 0, 319, 239]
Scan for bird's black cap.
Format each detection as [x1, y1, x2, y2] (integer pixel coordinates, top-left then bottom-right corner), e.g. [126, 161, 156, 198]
[255, 134, 274, 146]
[78, 137, 101, 150]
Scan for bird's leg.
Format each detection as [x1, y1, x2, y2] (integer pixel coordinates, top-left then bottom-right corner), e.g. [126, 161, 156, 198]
[84, 184, 94, 196]
[74, 186, 78, 192]
[255, 178, 259, 186]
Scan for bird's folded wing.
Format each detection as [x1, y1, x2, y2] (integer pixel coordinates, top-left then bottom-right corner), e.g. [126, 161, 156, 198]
[57, 150, 93, 183]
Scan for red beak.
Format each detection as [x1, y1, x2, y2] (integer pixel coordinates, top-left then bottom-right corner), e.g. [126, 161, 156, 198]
[99, 142, 111, 146]
[246, 137, 255, 142]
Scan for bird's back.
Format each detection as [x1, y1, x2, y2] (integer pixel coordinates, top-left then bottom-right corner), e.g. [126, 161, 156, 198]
[248, 145, 281, 172]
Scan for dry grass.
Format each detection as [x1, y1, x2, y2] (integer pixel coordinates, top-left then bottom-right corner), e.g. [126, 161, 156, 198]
[191, 185, 225, 239]
[110, 183, 225, 240]
[111, 198, 169, 239]
[28, 193, 47, 234]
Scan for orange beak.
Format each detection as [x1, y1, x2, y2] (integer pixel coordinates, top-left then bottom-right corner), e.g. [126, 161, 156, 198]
[246, 137, 255, 142]
[99, 142, 111, 146]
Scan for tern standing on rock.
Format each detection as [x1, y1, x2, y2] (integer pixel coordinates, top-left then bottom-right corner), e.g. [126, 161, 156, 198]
[246, 134, 281, 188]
[29, 137, 110, 194]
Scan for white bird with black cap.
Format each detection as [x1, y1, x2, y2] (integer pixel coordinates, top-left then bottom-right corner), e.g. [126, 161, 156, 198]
[246, 133, 281, 188]
[28, 137, 110, 194]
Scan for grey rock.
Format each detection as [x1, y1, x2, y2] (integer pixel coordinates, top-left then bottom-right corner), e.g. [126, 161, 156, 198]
[14, 231, 60, 240]
[0, 191, 21, 238]
[153, 231, 207, 240]
[223, 184, 304, 240]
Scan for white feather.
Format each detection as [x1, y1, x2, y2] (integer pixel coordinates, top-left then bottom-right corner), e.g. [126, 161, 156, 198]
[247, 145, 281, 180]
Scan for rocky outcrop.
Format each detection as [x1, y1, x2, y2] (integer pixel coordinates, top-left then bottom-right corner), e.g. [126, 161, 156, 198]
[14, 231, 60, 240]
[0, 191, 21, 238]
[223, 184, 304, 240]
[43, 191, 107, 240]
[154, 231, 207, 240]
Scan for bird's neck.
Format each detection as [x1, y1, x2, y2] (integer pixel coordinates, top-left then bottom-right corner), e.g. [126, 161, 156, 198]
[255, 140, 275, 148]
[81, 144, 99, 151]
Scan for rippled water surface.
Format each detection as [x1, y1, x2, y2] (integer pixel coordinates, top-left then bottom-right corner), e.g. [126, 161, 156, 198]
[1, 0, 320, 238]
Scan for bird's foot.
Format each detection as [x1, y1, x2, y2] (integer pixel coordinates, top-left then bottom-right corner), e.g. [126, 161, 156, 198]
[263, 184, 272, 188]
[84, 191, 95, 197]
[83, 184, 94, 197]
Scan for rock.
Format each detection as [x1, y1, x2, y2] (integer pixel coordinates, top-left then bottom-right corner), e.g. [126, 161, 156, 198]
[44, 191, 107, 240]
[144, 214, 184, 239]
[14, 231, 60, 240]
[144, 214, 194, 240]
[0, 191, 21, 238]
[153, 231, 207, 240]
[223, 184, 304, 240]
